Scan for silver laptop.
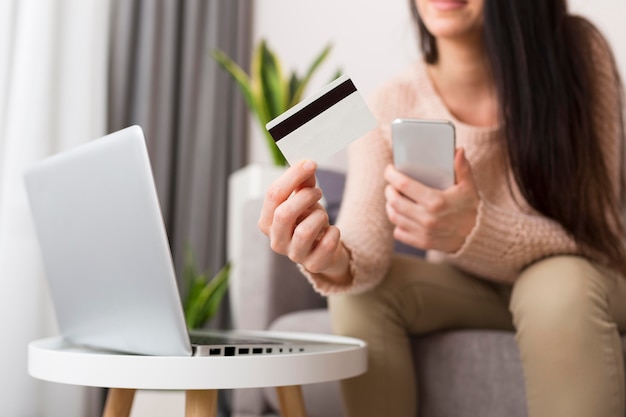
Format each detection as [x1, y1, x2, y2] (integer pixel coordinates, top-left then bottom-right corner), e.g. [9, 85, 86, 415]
[23, 125, 344, 357]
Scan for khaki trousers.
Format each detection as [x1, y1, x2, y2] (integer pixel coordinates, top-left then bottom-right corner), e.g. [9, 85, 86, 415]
[329, 255, 626, 417]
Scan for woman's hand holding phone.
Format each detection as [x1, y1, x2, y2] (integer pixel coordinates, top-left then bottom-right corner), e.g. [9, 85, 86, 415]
[258, 160, 351, 284]
[384, 148, 480, 253]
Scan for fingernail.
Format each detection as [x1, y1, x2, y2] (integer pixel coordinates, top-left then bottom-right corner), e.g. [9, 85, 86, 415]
[303, 160, 316, 171]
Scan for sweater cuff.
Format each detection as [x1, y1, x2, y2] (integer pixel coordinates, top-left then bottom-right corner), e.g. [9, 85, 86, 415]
[448, 199, 517, 266]
[298, 244, 380, 296]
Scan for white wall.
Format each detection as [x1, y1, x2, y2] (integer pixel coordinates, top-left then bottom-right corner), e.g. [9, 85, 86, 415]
[250, 0, 626, 169]
[570, 0, 626, 76]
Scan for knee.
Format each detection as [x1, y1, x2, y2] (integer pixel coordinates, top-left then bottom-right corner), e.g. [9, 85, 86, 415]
[510, 256, 611, 335]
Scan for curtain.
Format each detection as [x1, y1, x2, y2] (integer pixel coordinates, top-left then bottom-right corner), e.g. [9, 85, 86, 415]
[108, 0, 251, 308]
[0, 0, 110, 416]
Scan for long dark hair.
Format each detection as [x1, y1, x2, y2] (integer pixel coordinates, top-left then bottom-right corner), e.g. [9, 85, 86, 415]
[410, 0, 626, 274]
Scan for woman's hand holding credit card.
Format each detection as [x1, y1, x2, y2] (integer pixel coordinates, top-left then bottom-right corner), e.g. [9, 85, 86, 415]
[259, 75, 376, 284]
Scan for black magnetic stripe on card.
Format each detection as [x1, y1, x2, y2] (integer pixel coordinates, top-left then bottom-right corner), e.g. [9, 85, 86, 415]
[268, 78, 357, 142]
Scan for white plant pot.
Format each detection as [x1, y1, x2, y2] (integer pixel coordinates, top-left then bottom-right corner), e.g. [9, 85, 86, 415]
[227, 163, 287, 326]
[227, 163, 287, 262]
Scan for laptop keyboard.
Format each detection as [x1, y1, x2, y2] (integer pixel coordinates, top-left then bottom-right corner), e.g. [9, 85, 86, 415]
[189, 333, 282, 346]
[188, 331, 308, 356]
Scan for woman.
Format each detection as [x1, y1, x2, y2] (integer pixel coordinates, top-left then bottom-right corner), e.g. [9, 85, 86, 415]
[258, 0, 626, 416]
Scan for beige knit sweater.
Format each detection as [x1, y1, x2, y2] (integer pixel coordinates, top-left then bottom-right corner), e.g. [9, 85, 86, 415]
[305, 32, 622, 296]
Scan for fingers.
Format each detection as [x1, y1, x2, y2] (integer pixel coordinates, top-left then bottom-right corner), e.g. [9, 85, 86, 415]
[299, 225, 342, 273]
[267, 193, 340, 273]
[269, 193, 324, 253]
[269, 188, 323, 252]
[384, 147, 479, 253]
[287, 209, 331, 262]
[385, 165, 446, 212]
[384, 164, 475, 252]
[383, 164, 444, 211]
[258, 160, 317, 234]
[385, 185, 453, 239]
[257, 158, 343, 274]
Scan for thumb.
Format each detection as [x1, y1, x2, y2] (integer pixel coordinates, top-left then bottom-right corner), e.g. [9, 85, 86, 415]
[454, 147, 475, 187]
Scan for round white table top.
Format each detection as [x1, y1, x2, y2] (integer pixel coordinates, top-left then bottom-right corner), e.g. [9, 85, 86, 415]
[28, 331, 367, 390]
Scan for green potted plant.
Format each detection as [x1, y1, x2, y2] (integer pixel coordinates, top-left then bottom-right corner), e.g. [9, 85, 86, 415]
[182, 247, 230, 330]
[212, 39, 337, 166]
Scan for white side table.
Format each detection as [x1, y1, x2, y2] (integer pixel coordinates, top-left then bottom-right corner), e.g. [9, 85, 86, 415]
[28, 330, 367, 417]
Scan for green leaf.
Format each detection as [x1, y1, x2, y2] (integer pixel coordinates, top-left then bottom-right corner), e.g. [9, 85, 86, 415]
[182, 245, 231, 329]
[251, 41, 288, 166]
[211, 49, 264, 125]
[185, 262, 230, 330]
[289, 43, 333, 108]
[262, 128, 287, 166]
[182, 248, 200, 311]
[258, 40, 288, 119]
[287, 72, 301, 107]
[250, 42, 271, 126]
[200, 264, 230, 321]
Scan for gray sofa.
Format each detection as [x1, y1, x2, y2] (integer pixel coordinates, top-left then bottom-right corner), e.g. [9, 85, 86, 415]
[228, 170, 626, 417]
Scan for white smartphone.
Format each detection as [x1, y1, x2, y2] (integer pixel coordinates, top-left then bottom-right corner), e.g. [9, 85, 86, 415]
[391, 118, 456, 190]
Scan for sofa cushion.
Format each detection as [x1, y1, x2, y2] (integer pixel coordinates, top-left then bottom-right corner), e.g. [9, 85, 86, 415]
[316, 169, 345, 227]
[414, 331, 526, 417]
[262, 310, 626, 417]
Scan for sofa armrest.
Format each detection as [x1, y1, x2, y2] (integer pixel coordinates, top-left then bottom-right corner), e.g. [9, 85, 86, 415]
[229, 198, 326, 331]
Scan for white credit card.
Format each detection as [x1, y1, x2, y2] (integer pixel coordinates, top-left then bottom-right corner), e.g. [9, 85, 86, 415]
[265, 74, 377, 165]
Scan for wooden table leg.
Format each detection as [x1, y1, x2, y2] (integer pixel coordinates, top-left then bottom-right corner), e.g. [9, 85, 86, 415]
[102, 388, 136, 417]
[185, 389, 218, 417]
[276, 385, 307, 417]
